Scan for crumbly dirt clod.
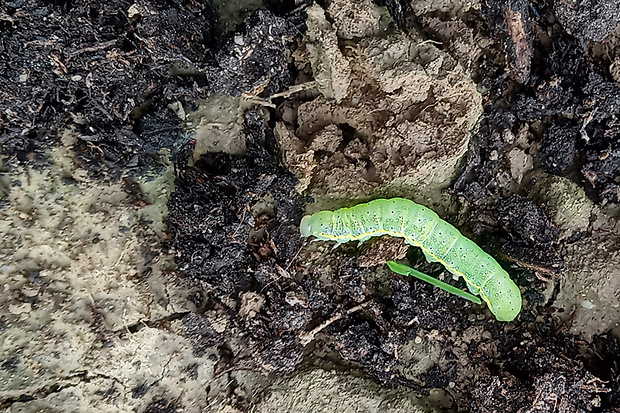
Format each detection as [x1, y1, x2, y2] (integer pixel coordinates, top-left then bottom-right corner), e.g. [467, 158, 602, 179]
[276, 3, 483, 207]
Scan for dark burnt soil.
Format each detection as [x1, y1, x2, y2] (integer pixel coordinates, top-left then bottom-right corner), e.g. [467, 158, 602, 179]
[0, 0, 219, 179]
[455, 0, 620, 207]
[467, 329, 616, 412]
[2, 0, 620, 412]
[167, 115, 458, 388]
[167, 111, 618, 410]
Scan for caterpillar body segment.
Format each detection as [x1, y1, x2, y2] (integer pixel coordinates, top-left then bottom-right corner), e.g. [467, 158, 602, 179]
[300, 198, 522, 322]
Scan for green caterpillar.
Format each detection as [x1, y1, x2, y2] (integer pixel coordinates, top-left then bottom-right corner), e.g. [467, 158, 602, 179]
[300, 198, 522, 322]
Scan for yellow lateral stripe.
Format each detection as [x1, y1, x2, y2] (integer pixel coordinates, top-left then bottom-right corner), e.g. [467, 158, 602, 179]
[317, 229, 493, 308]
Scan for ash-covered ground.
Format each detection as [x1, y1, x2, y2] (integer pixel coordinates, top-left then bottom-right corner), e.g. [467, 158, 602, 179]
[1, 0, 620, 412]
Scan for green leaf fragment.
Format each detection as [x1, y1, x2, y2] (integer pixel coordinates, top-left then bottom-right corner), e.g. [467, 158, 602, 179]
[386, 261, 482, 305]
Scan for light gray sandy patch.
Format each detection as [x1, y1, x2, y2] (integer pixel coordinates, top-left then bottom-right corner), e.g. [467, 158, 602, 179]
[530, 172, 620, 338]
[305, 5, 352, 103]
[554, 213, 620, 339]
[252, 368, 447, 413]
[530, 172, 594, 240]
[398, 332, 443, 382]
[7, 326, 218, 413]
[0, 146, 213, 411]
[326, 0, 384, 40]
[410, 0, 480, 16]
[507, 148, 534, 186]
[187, 94, 248, 162]
[403, 0, 490, 73]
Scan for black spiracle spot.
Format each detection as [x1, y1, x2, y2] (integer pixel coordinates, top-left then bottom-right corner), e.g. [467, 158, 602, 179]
[437, 232, 446, 244]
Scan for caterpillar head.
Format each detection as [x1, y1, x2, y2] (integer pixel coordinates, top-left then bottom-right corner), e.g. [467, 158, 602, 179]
[483, 273, 522, 322]
[300, 211, 332, 238]
[300, 215, 312, 237]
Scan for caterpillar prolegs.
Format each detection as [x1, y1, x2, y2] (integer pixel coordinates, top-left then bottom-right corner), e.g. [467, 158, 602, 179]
[300, 198, 522, 322]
